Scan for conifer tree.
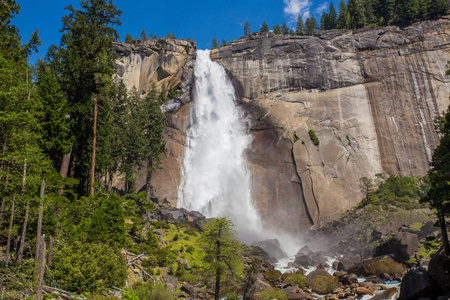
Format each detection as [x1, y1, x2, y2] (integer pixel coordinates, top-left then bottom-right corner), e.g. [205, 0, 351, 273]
[125, 33, 132, 43]
[273, 24, 282, 34]
[281, 22, 290, 34]
[337, 0, 348, 28]
[243, 21, 251, 37]
[327, 2, 338, 29]
[305, 16, 319, 33]
[321, 12, 328, 30]
[296, 14, 305, 34]
[211, 37, 218, 49]
[260, 21, 269, 33]
[140, 29, 147, 41]
[57, 0, 122, 196]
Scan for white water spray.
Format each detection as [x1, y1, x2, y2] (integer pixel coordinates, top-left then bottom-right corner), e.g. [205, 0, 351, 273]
[177, 50, 260, 238]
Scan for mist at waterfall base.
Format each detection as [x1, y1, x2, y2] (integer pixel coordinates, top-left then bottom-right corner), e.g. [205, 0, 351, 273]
[177, 50, 301, 250]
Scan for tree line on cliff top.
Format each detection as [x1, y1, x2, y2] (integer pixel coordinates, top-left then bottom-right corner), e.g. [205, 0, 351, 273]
[241, 0, 449, 38]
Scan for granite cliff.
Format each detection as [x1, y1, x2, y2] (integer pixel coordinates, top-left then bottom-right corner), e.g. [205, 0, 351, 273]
[114, 16, 450, 235]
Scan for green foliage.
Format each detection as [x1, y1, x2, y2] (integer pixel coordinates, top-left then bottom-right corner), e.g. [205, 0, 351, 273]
[273, 24, 282, 34]
[197, 217, 244, 298]
[256, 288, 288, 300]
[293, 133, 299, 142]
[211, 37, 218, 49]
[185, 43, 191, 54]
[281, 22, 290, 35]
[244, 21, 251, 37]
[264, 269, 280, 282]
[308, 129, 320, 145]
[139, 29, 147, 41]
[421, 106, 450, 256]
[260, 21, 269, 33]
[296, 15, 305, 34]
[310, 275, 339, 294]
[365, 257, 406, 276]
[125, 33, 133, 43]
[282, 271, 307, 288]
[305, 16, 319, 33]
[52, 241, 127, 293]
[151, 221, 170, 230]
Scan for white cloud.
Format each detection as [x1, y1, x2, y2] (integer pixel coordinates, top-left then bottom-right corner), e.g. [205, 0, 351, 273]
[315, 2, 328, 14]
[283, 0, 311, 21]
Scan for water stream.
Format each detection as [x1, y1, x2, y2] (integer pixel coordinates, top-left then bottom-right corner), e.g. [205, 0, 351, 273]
[177, 50, 260, 239]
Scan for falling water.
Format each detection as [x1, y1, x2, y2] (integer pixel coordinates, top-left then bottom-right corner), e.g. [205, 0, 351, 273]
[178, 50, 260, 238]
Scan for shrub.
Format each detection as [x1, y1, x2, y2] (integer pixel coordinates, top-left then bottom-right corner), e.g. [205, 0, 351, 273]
[365, 257, 406, 276]
[310, 275, 338, 294]
[52, 241, 127, 293]
[151, 221, 170, 230]
[308, 130, 320, 146]
[256, 288, 288, 300]
[149, 283, 177, 300]
[263, 270, 281, 282]
[283, 271, 307, 288]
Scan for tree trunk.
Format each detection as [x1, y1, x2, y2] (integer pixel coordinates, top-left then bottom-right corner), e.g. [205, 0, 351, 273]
[35, 234, 46, 300]
[90, 95, 98, 197]
[16, 199, 30, 263]
[5, 198, 15, 267]
[146, 158, 152, 202]
[215, 237, 221, 300]
[0, 169, 9, 223]
[215, 265, 221, 300]
[59, 151, 71, 195]
[17, 160, 28, 263]
[47, 235, 54, 268]
[35, 175, 45, 262]
[438, 209, 450, 258]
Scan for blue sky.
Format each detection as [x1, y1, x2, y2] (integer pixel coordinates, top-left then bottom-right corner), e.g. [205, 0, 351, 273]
[13, 0, 331, 64]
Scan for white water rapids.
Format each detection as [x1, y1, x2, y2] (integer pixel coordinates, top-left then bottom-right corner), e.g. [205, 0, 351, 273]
[177, 50, 260, 239]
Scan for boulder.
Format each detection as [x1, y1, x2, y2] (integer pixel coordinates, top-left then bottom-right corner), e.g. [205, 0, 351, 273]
[398, 270, 431, 300]
[296, 245, 312, 256]
[369, 288, 398, 300]
[341, 273, 358, 285]
[353, 287, 374, 296]
[428, 246, 450, 293]
[252, 239, 287, 261]
[250, 245, 277, 264]
[333, 271, 347, 279]
[180, 282, 195, 295]
[306, 268, 332, 285]
[371, 221, 403, 240]
[337, 259, 354, 271]
[162, 274, 178, 291]
[294, 251, 325, 267]
[375, 232, 419, 261]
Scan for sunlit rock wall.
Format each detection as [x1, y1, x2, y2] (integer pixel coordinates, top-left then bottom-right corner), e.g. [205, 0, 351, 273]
[211, 16, 450, 232]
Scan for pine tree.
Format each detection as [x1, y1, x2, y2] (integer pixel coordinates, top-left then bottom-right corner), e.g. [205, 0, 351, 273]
[321, 12, 329, 30]
[327, 2, 337, 29]
[260, 21, 269, 34]
[421, 107, 450, 257]
[57, 0, 122, 196]
[296, 14, 305, 34]
[211, 37, 218, 49]
[243, 21, 251, 37]
[281, 22, 290, 34]
[140, 29, 147, 41]
[125, 33, 132, 43]
[222, 39, 226, 47]
[363, 0, 377, 25]
[305, 16, 319, 33]
[273, 24, 282, 34]
[337, 0, 348, 28]
[197, 218, 244, 300]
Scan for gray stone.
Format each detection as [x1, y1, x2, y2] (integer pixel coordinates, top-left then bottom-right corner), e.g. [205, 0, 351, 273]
[375, 232, 419, 261]
[251, 239, 287, 261]
[398, 270, 430, 300]
[428, 246, 450, 293]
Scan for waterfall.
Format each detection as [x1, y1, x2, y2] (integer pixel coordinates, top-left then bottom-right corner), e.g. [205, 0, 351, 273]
[178, 50, 260, 238]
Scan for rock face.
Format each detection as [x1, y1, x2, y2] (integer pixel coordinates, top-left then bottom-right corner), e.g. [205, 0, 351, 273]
[114, 17, 450, 236]
[113, 38, 195, 206]
[211, 16, 450, 231]
[374, 232, 419, 261]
